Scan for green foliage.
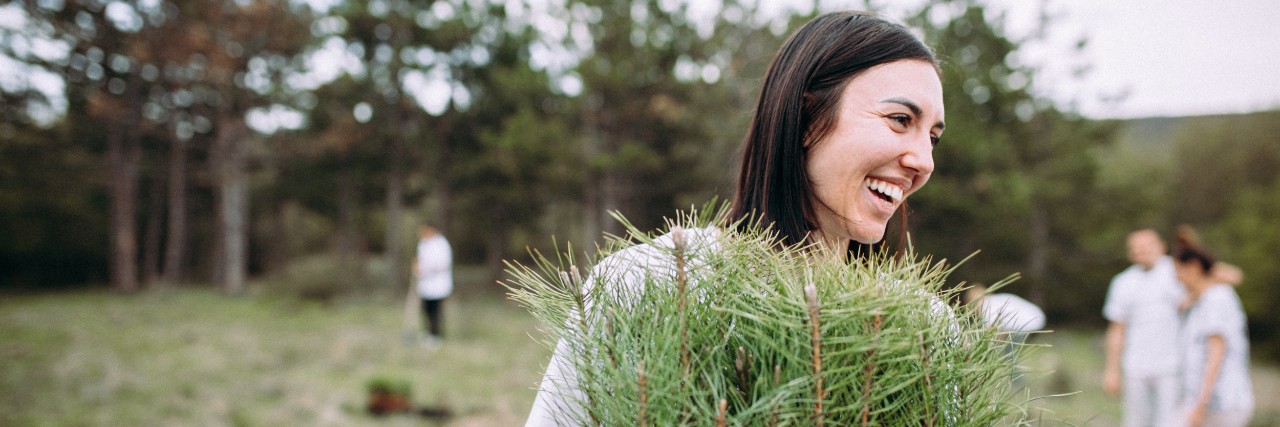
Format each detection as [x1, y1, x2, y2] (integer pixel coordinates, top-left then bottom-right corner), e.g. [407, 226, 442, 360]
[507, 211, 1030, 425]
[907, 0, 1120, 323]
[365, 376, 413, 397]
[258, 253, 394, 303]
[558, 0, 760, 237]
[448, 21, 577, 267]
[1170, 111, 1280, 226]
[1208, 177, 1280, 360]
[0, 119, 109, 288]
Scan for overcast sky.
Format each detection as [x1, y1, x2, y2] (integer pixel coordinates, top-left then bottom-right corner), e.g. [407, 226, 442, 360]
[988, 0, 1280, 118]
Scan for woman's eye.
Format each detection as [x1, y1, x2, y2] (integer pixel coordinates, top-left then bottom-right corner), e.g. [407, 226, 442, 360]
[888, 114, 911, 128]
[930, 135, 941, 146]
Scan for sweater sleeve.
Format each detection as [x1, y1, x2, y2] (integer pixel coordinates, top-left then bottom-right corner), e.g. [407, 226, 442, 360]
[526, 338, 587, 426]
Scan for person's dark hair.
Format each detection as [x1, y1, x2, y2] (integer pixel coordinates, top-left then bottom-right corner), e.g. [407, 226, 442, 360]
[1173, 243, 1216, 274]
[1172, 224, 1215, 273]
[727, 11, 939, 247]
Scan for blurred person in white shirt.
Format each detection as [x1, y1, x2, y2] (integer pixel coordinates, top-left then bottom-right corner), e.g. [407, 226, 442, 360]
[413, 224, 453, 348]
[1102, 228, 1241, 427]
[964, 284, 1045, 388]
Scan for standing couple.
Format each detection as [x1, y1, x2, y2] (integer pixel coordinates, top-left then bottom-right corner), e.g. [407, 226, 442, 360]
[1103, 227, 1253, 427]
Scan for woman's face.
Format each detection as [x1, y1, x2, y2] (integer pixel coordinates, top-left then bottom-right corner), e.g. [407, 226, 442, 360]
[805, 59, 944, 244]
[1174, 261, 1204, 290]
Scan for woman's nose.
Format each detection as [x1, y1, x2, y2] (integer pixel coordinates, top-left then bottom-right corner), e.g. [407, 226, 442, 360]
[900, 136, 935, 175]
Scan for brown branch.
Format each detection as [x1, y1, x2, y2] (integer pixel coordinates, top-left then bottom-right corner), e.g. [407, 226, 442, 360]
[860, 313, 882, 426]
[920, 332, 934, 427]
[769, 364, 782, 427]
[638, 361, 648, 427]
[673, 226, 692, 422]
[805, 284, 824, 427]
[717, 398, 728, 427]
[566, 269, 600, 426]
[673, 227, 691, 381]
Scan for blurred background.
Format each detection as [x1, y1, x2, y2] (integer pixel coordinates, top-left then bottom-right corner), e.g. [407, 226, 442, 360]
[2, 0, 1278, 425]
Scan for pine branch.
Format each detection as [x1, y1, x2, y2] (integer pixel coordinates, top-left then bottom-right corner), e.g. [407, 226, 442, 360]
[507, 208, 1034, 426]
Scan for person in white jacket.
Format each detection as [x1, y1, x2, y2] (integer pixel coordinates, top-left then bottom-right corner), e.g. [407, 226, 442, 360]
[413, 224, 452, 347]
[527, 10, 946, 425]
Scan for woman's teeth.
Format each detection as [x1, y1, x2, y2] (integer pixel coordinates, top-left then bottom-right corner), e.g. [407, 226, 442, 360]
[864, 178, 903, 202]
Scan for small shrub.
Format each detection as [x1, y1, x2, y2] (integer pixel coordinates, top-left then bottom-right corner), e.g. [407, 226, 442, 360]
[266, 255, 384, 303]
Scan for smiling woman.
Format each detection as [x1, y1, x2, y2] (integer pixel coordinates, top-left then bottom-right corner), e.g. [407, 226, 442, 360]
[521, 11, 964, 426]
[727, 11, 942, 253]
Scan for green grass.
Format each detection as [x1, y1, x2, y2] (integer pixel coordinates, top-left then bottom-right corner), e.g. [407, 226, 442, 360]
[0, 280, 550, 426]
[1018, 330, 1280, 426]
[3, 278, 1279, 426]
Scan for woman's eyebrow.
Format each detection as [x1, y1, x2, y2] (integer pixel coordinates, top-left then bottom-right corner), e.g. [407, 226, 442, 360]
[880, 97, 922, 116]
[881, 97, 945, 131]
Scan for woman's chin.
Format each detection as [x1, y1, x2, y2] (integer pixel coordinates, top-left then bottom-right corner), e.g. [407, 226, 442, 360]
[848, 226, 887, 245]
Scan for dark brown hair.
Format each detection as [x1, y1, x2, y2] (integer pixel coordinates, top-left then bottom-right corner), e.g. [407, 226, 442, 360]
[1174, 245, 1216, 274]
[727, 11, 939, 247]
[1174, 225, 1215, 273]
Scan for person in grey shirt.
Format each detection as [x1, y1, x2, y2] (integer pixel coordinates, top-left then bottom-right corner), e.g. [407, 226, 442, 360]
[1173, 243, 1253, 427]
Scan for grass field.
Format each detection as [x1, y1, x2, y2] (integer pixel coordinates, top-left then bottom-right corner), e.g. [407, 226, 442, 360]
[1018, 331, 1280, 426]
[0, 279, 549, 427]
[3, 273, 1278, 426]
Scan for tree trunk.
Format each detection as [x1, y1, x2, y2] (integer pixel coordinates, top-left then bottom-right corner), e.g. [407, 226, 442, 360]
[385, 132, 406, 297]
[485, 205, 509, 283]
[1027, 201, 1049, 308]
[601, 165, 622, 236]
[107, 120, 141, 292]
[336, 160, 357, 265]
[162, 135, 188, 284]
[266, 199, 291, 275]
[432, 119, 453, 235]
[142, 166, 164, 286]
[213, 117, 250, 295]
[581, 95, 604, 247]
[259, 135, 287, 276]
[262, 147, 288, 276]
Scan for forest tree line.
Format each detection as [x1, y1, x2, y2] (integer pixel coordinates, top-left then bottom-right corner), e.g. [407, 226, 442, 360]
[2, 0, 1279, 358]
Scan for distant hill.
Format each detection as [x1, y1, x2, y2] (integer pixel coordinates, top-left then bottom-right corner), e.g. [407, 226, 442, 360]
[1098, 110, 1280, 183]
[1112, 110, 1280, 153]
